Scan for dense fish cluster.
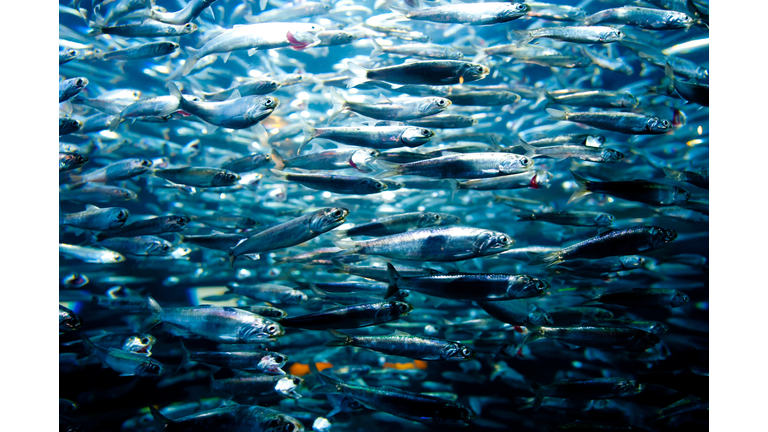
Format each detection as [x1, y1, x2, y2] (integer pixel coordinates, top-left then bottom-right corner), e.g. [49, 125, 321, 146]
[59, 0, 709, 430]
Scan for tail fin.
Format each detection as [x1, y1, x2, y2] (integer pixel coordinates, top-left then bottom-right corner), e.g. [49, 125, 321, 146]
[298, 117, 318, 155]
[387, 2, 410, 15]
[526, 251, 563, 267]
[142, 297, 163, 332]
[328, 88, 347, 125]
[332, 238, 360, 257]
[176, 340, 191, 374]
[567, 170, 593, 204]
[662, 167, 682, 181]
[311, 370, 345, 395]
[85, 21, 103, 37]
[77, 334, 96, 360]
[324, 329, 355, 347]
[523, 322, 544, 346]
[531, 382, 544, 411]
[148, 405, 174, 427]
[448, 179, 460, 201]
[271, 149, 287, 170]
[108, 114, 123, 132]
[384, 263, 401, 299]
[546, 108, 567, 121]
[511, 30, 535, 47]
[346, 62, 370, 88]
[369, 37, 384, 59]
[181, 46, 201, 77]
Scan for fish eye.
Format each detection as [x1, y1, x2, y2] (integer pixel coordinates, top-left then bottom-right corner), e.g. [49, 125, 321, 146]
[267, 325, 277, 334]
[376, 182, 385, 189]
[76, 78, 85, 86]
[283, 424, 294, 432]
[500, 236, 510, 244]
[398, 303, 409, 312]
[516, 4, 526, 10]
[433, 214, 441, 221]
[228, 173, 237, 180]
[117, 210, 126, 219]
[461, 410, 469, 419]
[331, 209, 343, 218]
[461, 347, 472, 357]
[263, 98, 274, 107]
[270, 81, 279, 87]
[422, 129, 431, 136]
[520, 157, 530, 165]
[273, 355, 285, 363]
[437, 99, 445, 106]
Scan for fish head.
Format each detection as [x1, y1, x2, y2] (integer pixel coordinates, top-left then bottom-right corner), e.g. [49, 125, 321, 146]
[474, 231, 515, 255]
[123, 334, 156, 355]
[441, 343, 476, 361]
[500, 2, 531, 18]
[285, 289, 309, 304]
[114, 188, 137, 201]
[147, 239, 173, 255]
[263, 415, 305, 432]
[668, 12, 695, 28]
[106, 208, 130, 230]
[162, 215, 190, 231]
[418, 212, 447, 228]
[259, 353, 288, 374]
[670, 291, 690, 307]
[264, 80, 282, 92]
[600, 27, 625, 43]
[237, 217, 260, 229]
[500, 154, 533, 174]
[600, 148, 624, 163]
[446, 50, 463, 60]
[354, 178, 388, 194]
[673, 187, 691, 204]
[60, 313, 82, 331]
[136, 360, 165, 377]
[619, 255, 644, 269]
[435, 402, 476, 426]
[528, 305, 553, 325]
[179, 22, 198, 35]
[402, 127, 435, 146]
[130, 158, 153, 173]
[61, 153, 89, 169]
[419, 97, 451, 116]
[376, 301, 413, 321]
[309, 207, 349, 233]
[510, 275, 549, 298]
[621, 93, 639, 108]
[644, 116, 672, 133]
[631, 330, 660, 349]
[649, 227, 677, 247]
[330, 31, 355, 45]
[103, 251, 126, 263]
[460, 62, 490, 82]
[247, 96, 280, 122]
[240, 320, 285, 342]
[594, 213, 614, 226]
[275, 376, 304, 399]
[73, 77, 89, 90]
[614, 379, 644, 397]
[392, 289, 410, 300]
[211, 170, 241, 186]
[651, 322, 669, 334]
[62, 272, 89, 288]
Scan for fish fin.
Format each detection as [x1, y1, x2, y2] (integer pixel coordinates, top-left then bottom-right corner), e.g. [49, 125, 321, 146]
[107, 114, 122, 132]
[568, 170, 593, 204]
[324, 329, 354, 347]
[369, 37, 384, 59]
[259, 0, 268, 11]
[225, 89, 242, 101]
[546, 108, 567, 121]
[447, 179, 460, 201]
[167, 81, 182, 103]
[346, 62, 370, 88]
[387, 2, 409, 15]
[328, 88, 347, 125]
[526, 251, 562, 267]
[176, 340, 191, 375]
[181, 46, 201, 76]
[76, 334, 96, 360]
[221, 51, 232, 63]
[517, 137, 537, 158]
[85, 21, 103, 37]
[149, 405, 174, 426]
[662, 167, 681, 180]
[247, 48, 259, 57]
[531, 382, 544, 411]
[384, 263, 401, 299]
[299, 117, 317, 154]
[271, 149, 286, 170]
[332, 238, 359, 254]
[270, 168, 288, 180]
[511, 30, 535, 48]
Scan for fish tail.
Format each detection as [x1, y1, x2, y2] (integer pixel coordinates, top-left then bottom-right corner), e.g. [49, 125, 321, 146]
[448, 179, 460, 201]
[167, 81, 182, 103]
[324, 329, 355, 347]
[270, 150, 286, 170]
[662, 167, 682, 181]
[229, 249, 236, 269]
[526, 251, 563, 267]
[328, 88, 347, 125]
[568, 170, 593, 204]
[311, 371, 344, 395]
[523, 322, 544, 346]
[77, 334, 96, 360]
[545, 108, 567, 121]
[142, 297, 163, 332]
[298, 117, 317, 154]
[517, 136, 538, 158]
[269, 168, 288, 182]
[148, 405, 174, 427]
[181, 46, 201, 76]
[369, 37, 384, 59]
[85, 21, 102, 37]
[511, 30, 534, 48]
[332, 238, 361, 257]
[531, 382, 544, 411]
[107, 114, 122, 132]
[346, 61, 370, 88]
[386, 2, 410, 15]
[176, 340, 191, 375]
[384, 263, 401, 299]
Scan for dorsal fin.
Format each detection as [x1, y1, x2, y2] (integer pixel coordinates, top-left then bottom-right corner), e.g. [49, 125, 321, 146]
[226, 89, 241, 101]
[377, 93, 392, 104]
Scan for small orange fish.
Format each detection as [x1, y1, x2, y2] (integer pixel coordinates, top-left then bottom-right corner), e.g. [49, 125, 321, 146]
[288, 361, 333, 376]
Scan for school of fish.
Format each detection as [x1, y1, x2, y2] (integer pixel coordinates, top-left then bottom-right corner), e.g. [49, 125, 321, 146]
[59, 0, 709, 430]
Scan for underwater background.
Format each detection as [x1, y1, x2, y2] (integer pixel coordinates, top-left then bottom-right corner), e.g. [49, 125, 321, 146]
[57, 0, 710, 430]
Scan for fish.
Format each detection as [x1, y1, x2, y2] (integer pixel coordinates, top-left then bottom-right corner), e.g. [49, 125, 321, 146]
[279, 301, 413, 330]
[325, 329, 476, 362]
